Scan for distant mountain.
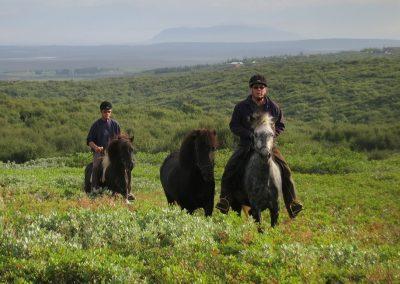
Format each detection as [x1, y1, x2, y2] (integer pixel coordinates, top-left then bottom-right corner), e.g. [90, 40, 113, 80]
[151, 25, 302, 43]
[1, 39, 400, 79]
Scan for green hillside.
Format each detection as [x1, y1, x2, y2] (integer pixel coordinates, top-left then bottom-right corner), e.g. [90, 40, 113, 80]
[0, 48, 399, 162]
[1, 48, 400, 282]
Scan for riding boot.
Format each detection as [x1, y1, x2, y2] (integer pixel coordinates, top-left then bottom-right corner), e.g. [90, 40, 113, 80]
[272, 146, 303, 218]
[216, 166, 235, 213]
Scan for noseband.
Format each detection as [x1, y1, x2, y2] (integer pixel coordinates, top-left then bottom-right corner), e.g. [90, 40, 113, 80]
[253, 147, 271, 160]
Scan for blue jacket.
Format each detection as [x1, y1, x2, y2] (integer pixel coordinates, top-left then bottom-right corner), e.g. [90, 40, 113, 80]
[230, 95, 285, 146]
[86, 118, 121, 150]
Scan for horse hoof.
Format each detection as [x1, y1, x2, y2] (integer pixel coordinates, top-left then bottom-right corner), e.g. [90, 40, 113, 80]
[126, 199, 131, 204]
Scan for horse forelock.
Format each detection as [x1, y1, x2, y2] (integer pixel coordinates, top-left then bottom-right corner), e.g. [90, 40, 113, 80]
[179, 129, 217, 167]
[254, 112, 275, 134]
[197, 129, 217, 148]
[107, 134, 132, 154]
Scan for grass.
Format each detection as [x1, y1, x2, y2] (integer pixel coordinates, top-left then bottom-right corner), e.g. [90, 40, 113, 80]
[0, 150, 399, 282]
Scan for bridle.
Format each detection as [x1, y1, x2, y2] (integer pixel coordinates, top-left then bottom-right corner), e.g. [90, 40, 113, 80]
[251, 132, 273, 160]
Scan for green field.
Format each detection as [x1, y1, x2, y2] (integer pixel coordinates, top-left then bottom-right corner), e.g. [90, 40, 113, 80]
[1, 149, 399, 282]
[1, 49, 400, 282]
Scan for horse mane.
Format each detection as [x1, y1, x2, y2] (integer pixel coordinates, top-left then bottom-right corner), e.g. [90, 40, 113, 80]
[179, 129, 217, 167]
[107, 133, 134, 161]
[252, 111, 275, 131]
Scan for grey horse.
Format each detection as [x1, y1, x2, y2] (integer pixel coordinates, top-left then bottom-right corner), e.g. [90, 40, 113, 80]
[243, 111, 281, 228]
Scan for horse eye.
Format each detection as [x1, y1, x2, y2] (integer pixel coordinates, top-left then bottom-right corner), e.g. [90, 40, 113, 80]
[211, 146, 216, 151]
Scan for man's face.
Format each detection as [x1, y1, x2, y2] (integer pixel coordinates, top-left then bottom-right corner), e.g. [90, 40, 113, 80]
[251, 84, 268, 102]
[101, 109, 112, 120]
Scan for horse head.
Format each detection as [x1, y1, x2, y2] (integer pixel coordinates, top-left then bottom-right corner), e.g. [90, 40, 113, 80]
[107, 134, 135, 171]
[251, 112, 276, 159]
[180, 129, 217, 182]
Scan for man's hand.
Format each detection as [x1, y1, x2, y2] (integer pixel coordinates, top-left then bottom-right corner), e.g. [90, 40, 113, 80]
[95, 146, 104, 153]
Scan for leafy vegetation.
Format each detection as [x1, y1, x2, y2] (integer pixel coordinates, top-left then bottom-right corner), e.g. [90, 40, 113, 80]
[0, 48, 399, 281]
[1, 150, 399, 282]
[1, 48, 400, 162]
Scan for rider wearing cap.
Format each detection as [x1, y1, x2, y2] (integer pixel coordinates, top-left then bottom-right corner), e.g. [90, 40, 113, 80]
[216, 74, 303, 218]
[87, 101, 121, 190]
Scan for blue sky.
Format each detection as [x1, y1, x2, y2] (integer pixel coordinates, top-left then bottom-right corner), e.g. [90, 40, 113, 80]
[0, 0, 399, 45]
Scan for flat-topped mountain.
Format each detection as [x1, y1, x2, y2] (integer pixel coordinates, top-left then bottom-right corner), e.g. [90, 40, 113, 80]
[151, 25, 302, 42]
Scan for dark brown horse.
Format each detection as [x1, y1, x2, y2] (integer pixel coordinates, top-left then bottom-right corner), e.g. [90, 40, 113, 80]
[84, 134, 135, 202]
[160, 129, 217, 216]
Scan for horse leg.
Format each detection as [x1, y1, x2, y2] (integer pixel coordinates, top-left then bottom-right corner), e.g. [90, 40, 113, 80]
[128, 170, 133, 194]
[230, 199, 242, 216]
[126, 170, 135, 202]
[123, 169, 131, 204]
[270, 197, 280, 227]
[204, 199, 214, 217]
[84, 163, 93, 193]
[249, 208, 261, 223]
[164, 191, 176, 205]
[269, 206, 279, 227]
[249, 208, 263, 233]
[91, 156, 104, 191]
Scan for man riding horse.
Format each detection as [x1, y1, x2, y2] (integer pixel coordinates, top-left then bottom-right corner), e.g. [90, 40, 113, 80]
[216, 74, 303, 218]
[86, 101, 135, 201]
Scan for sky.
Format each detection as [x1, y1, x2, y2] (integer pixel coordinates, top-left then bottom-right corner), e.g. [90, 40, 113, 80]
[0, 0, 399, 45]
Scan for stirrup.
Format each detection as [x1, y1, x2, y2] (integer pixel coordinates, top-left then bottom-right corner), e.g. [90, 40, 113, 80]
[127, 193, 136, 201]
[290, 202, 303, 218]
[216, 198, 230, 214]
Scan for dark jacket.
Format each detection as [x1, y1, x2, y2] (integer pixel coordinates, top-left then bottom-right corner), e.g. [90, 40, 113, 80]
[86, 118, 121, 150]
[230, 95, 285, 146]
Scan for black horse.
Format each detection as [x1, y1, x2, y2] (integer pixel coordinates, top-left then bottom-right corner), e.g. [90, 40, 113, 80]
[230, 112, 281, 228]
[160, 129, 217, 216]
[84, 134, 135, 202]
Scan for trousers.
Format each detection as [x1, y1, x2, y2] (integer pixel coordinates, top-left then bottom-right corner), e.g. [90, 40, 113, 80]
[91, 152, 104, 189]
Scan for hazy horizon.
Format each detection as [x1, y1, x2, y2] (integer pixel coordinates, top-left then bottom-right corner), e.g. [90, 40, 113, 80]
[0, 0, 399, 45]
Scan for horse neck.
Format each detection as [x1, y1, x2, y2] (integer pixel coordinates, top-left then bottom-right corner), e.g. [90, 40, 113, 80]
[106, 147, 125, 170]
[245, 153, 271, 186]
[179, 137, 197, 169]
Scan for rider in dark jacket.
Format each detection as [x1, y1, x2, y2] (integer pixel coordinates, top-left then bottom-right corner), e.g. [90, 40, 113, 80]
[87, 101, 121, 190]
[216, 74, 303, 218]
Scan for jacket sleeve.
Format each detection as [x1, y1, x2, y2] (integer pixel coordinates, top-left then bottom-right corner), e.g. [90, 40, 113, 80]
[274, 107, 285, 137]
[86, 122, 97, 146]
[229, 104, 253, 139]
[115, 121, 121, 136]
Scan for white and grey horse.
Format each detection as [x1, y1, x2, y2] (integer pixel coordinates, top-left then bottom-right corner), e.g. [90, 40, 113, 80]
[243, 111, 282, 228]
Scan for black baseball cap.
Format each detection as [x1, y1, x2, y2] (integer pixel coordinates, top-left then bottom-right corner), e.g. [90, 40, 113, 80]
[100, 101, 112, 111]
[249, 74, 268, 87]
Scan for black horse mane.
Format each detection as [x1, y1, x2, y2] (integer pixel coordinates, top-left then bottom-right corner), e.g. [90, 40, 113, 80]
[107, 133, 133, 161]
[179, 129, 216, 168]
